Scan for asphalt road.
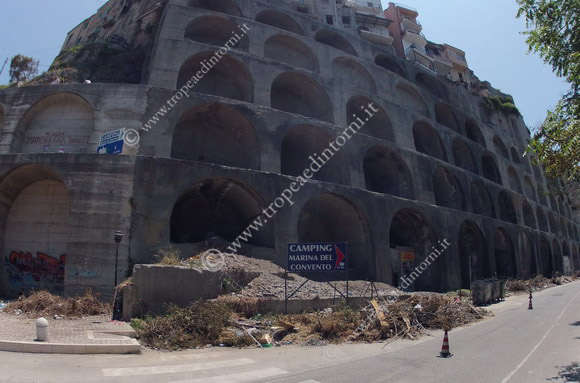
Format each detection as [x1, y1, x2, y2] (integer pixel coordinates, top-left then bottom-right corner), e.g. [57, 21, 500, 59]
[1, 280, 578, 383]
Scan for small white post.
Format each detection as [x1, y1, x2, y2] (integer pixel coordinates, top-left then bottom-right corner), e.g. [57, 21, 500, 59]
[36, 318, 49, 342]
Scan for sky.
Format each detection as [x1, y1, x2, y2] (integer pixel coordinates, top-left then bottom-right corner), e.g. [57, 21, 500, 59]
[0, 0, 570, 128]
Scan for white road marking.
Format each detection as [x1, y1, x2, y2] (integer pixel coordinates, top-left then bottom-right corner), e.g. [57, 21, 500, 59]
[156, 352, 228, 362]
[297, 380, 321, 383]
[501, 288, 580, 383]
[102, 358, 254, 377]
[169, 367, 289, 383]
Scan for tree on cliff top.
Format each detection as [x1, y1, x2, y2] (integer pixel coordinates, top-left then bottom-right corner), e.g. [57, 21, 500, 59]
[9, 54, 39, 84]
[517, 0, 579, 193]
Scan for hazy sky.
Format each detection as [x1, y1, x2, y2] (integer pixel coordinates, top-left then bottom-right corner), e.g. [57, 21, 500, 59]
[0, 0, 570, 128]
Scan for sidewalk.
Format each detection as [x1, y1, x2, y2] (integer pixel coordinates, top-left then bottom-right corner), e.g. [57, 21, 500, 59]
[0, 312, 141, 354]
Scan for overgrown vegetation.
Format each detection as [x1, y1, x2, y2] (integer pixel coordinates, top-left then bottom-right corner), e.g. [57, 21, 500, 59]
[5, 290, 111, 318]
[9, 54, 39, 84]
[483, 95, 521, 116]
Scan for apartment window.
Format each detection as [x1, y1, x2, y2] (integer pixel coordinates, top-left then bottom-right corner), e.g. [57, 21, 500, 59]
[367, 2, 373, 7]
[326, 15, 334, 25]
[342, 16, 351, 25]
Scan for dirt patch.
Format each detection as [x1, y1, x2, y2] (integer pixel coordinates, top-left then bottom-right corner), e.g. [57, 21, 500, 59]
[4, 290, 111, 318]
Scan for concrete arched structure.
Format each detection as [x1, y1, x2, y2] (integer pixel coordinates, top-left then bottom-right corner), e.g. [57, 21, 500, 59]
[452, 138, 476, 173]
[332, 57, 376, 93]
[395, 83, 428, 116]
[315, 29, 358, 56]
[363, 146, 414, 199]
[346, 96, 394, 141]
[184, 16, 249, 51]
[494, 228, 516, 279]
[508, 166, 523, 194]
[470, 181, 495, 218]
[375, 54, 406, 78]
[188, 0, 243, 17]
[536, 207, 549, 232]
[458, 220, 491, 288]
[256, 10, 304, 35]
[481, 152, 502, 184]
[432, 166, 465, 210]
[416, 73, 446, 100]
[413, 121, 447, 161]
[539, 236, 553, 277]
[435, 103, 461, 134]
[510, 146, 521, 164]
[465, 119, 486, 147]
[522, 199, 536, 229]
[493, 136, 510, 160]
[498, 190, 517, 224]
[264, 34, 319, 72]
[523, 176, 535, 200]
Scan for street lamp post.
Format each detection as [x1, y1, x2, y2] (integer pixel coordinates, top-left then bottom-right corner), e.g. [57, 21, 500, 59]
[114, 231, 123, 287]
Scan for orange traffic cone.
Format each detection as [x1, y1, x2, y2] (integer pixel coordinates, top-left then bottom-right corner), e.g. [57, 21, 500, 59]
[440, 330, 452, 358]
[528, 291, 533, 310]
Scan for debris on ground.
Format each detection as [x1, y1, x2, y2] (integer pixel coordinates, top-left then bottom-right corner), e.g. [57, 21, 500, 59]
[4, 290, 111, 318]
[505, 273, 579, 295]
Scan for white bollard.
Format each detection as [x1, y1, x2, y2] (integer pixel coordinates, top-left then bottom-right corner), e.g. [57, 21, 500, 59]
[36, 318, 49, 342]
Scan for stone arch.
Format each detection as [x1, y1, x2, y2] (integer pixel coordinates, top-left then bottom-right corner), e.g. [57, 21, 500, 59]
[416, 73, 446, 100]
[264, 34, 319, 72]
[567, 222, 573, 240]
[188, 0, 243, 17]
[481, 152, 502, 184]
[315, 29, 358, 56]
[549, 193, 557, 213]
[298, 194, 371, 279]
[498, 190, 517, 224]
[271, 72, 334, 123]
[548, 211, 557, 234]
[184, 16, 249, 51]
[347, 96, 394, 141]
[539, 236, 553, 277]
[537, 184, 548, 206]
[435, 103, 461, 133]
[171, 103, 259, 169]
[465, 119, 486, 147]
[494, 228, 516, 279]
[560, 217, 568, 238]
[452, 138, 476, 173]
[0, 164, 70, 295]
[458, 220, 491, 288]
[375, 54, 406, 78]
[255, 10, 304, 35]
[389, 208, 442, 291]
[522, 200, 536, 229]
[412, 121, 447, 161]
[331, 57, 376, 93]
[281, 125, 349, 185]
[532, 163, 542, 180]
[536, 207, 549, 232]
[562, 241, 571, 270]
[0, 105, 4, 134]
[508, 167, 523, 194]
[395, 83, 428, 116]
[493, 136, 510, 160]
[552, 239, 563, 273]
[363, 146, 414, 199]
[518, 231, 536, 277]
[16, 92, 93, 153]
[170, 177, 273, 248]
[177, 52, 253, 102]
[523, 176, 535, 200]
[470, 181, 495, 218]
[433, 166, 465, 210]
[510, 146, 521, 164]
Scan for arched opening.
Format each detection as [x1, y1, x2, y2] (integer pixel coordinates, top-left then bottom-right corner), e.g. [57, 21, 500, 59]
[315, 30, 358, 56]
[347, 96, 394, 141]
[518, 231, 536, 277]
[510, 147, 521, 163]
[188, 0, 243, 17]
[567, 222, 573, 239]
[281, 125, 349, 185]
[470, 181, 495, 218]
[16, 92, 93, 153]
[560, 218, 568, 238]
[298, 194, 371, 279]
[536, 207, 549, 232]
[0, 164, 70, 295]
[435, 103, 461, 133]
[481, 152, 502, 184]
[184, 16, 249, 51]
[413, 121, 447, 161]
[552, 239, 563, 273]
[416, 73, 447, 100]
[0, 105, 4, 134]
[549, 193, 557, 213]
[452, 138, 476, 173]
[548, 212, 558, 234]
[171, 103, 259, 169]
[465, 119, 486, 147]
[395, 83, 428, 116]
[493, 136, 510, 160]
[332, 57, 376, 93]
[522, 200, 536, 229]
[532, 163, 542, 179]
[508, 167, 523, 194]
[537, 184, 547, 206]
[255, 10, 304, 35]
[264, 34, 319, 72]
[458, 221, 491, 288]
[177, 52, 253, 102]
[170, 177, 273, 249]
[271, 72, 334, 123]
[523, 176, 535, 200]
[432, 166, 465, 210]
[494, 228, 516, 279]
[539, 236, 553, 277]
[375, 54, 406, 78]
[562, 242, 571, 271]
[363, 146, 414, 199]
[389, 209, 443, 291]
[498, 190, 517, 224]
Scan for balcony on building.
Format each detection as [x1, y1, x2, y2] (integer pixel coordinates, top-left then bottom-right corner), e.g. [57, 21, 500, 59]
[356, 12, 394, 46]
[405, 44, 435, 72]
[400, 15, 422, 32]
[346, 0, 384, 17]
[444, 44, 468, 69]
[426, 42, 453, 74]
[402, 27, 426, 46]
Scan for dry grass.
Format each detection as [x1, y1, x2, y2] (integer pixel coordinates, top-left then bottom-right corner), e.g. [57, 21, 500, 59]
[153, 245, 182, 265]
[5, 290, 111, 318]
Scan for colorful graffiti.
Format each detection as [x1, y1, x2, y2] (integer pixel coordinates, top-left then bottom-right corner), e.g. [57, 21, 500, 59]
[5, 251, 66, 291]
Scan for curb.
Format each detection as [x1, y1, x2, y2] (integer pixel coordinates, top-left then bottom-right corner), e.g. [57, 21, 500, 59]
[0, 339, 142, 354]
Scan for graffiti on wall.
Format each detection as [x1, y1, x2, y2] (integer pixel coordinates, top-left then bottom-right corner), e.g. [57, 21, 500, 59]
[5, 251, 66, 292]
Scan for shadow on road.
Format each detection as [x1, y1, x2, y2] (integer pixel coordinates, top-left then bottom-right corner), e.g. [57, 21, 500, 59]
[570, 321, 580, 326]
[548, 362, 580, 382]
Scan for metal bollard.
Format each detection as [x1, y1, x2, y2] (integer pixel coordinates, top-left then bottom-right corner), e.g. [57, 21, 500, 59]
[36, 318, 49, 342]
